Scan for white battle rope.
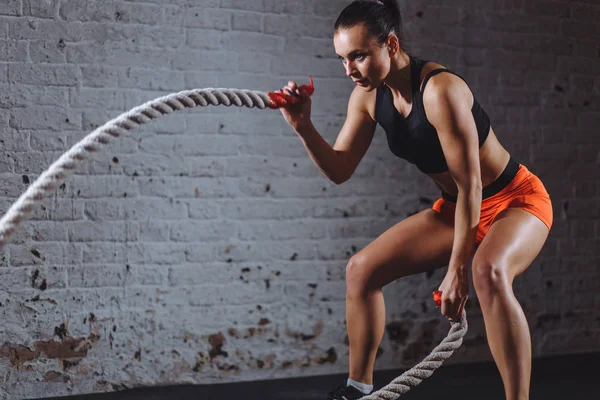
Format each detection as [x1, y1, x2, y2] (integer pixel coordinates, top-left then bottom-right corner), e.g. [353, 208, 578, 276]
[0, 87, 467, 398]
[0, 88, 272, 249]
[360, 312, 467, 400]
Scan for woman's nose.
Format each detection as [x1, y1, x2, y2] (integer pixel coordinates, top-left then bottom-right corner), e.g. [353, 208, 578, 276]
[344, 63, 354, 77]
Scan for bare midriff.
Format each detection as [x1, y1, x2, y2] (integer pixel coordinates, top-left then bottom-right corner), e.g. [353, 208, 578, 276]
[425, 127, 512, 197]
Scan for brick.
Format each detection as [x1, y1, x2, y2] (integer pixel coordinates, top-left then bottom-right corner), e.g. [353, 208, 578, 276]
[0, 128, 29, 151]
[9, 19, 107, 42]
[171, 50, 237, 72]
[173, 134, 238, 156]
[0, 1, 21, 16]
[263, 15, 333, 38]
[221, 0, 264, 12]
[238, 220, 327, 241]
[171, 220, 237, 242]
[10, 107, 81, 130]
[26, 220, 68, 242]
[28, 198, 84, 221]
[221, 31, 284, 56]
[231, 11, 262, 32]
[58, 0, 115, 22]
[421, 6, 461, 26]
[0, 39, 27, 62]
[22, 0, 59, 19]
[81, 243, 145, 265]
[81, 65, 120, 88]
[183, 157, 227, 178]
[187, 199, 220, 219]
[8, 63, 80, 86]
[106, 24, 184, 48]
[570, 4, 600, 22]
[113, 2, 162, 25]
[67, 221, 139, 243]
[69, 87, 140, 111]
[214, 240, 315, 262]
[0, 153, 13, 173]
[138, 176, 239, 198]
[118, 67, 185, 92]
[487, 11, 537, 34]
[67, 175, 139, 199]
[501, 34, 573, 56]
[311, 1, 348, 17]
[182, 8, 231, 31]
[168, 262, 237, 286]
[0, 265, 66, 291]
[29, 39, 67, 63]
[577, 112, 600, 127]
[562, 20, 599, 40]
[186, 29, 223, 50]
[0, 83, 69, 107]
[67, 264, 132, 288]
[494, 88, 540, 106]
[138, 220, 170, 242]
[270, 54, 341, 77]
[215, 72, 284, 93]
[8, 243, 65, 266]
[12, 150, 63, 174]
[69, 44, 173, 67]
[524, 1, 570, 18]
[224, 156, 317, 178]
[0, 107, 7, 126]
[328, 218, 395, 239]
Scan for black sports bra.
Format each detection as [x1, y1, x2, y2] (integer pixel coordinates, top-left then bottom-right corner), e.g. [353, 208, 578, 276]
[374, 56, 490, 174]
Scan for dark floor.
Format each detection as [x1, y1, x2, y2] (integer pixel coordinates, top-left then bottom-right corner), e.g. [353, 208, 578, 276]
[42, 352, 597, 400]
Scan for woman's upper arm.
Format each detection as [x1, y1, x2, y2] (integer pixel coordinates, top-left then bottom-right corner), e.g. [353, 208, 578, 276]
[332, 86, 377, 182]
[423, 74, 482, 190]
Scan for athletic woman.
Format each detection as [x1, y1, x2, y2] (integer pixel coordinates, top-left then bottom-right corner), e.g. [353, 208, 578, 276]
[277, 1, 553, 399]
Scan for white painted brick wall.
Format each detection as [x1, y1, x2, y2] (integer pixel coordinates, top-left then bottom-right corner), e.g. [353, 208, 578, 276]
[0, 0, 598, 398]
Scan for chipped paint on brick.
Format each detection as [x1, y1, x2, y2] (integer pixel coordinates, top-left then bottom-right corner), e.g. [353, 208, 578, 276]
[0, 331, 99, 369]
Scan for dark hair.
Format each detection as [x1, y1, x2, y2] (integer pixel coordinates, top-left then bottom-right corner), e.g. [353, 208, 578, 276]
[334, 0, 404, 48]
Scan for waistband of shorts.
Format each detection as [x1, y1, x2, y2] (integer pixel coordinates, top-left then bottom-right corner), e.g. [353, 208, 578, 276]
[441, 157, 520, 203]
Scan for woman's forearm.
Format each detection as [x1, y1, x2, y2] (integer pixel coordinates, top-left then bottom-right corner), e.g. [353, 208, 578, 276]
[449, 187, 482, 272]
[295, 122, 347, 184]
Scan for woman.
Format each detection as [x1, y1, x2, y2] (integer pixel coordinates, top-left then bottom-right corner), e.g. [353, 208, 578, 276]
[277, 1, 553, 399]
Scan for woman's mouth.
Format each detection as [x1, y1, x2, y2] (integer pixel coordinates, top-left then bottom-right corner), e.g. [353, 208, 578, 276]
[354, 79, 368, 87]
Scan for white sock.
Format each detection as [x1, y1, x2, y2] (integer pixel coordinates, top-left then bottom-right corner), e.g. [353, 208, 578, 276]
[347, 378, 373, 395]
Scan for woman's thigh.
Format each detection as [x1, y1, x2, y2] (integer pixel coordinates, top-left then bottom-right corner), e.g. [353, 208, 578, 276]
[349, 208, 455, 290]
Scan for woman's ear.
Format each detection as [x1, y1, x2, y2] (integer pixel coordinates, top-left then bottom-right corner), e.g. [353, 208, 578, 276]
[387, 34, 399, 57]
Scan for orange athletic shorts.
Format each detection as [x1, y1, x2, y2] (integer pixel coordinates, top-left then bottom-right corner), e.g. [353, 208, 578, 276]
[432, 158, 553, 245]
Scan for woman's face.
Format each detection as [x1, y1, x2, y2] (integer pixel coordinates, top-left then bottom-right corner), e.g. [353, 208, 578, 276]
[333, 23, 391, 91]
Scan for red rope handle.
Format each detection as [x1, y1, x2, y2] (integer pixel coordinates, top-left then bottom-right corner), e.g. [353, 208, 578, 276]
[267, 76, 314, 109]
[433, 290, 442, 308]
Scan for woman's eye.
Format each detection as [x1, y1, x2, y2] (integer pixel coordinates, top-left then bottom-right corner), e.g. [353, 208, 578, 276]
[356, 55, 365, 61]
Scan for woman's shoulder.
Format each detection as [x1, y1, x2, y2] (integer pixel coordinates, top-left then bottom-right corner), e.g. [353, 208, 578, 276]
[419, 59, 471, 96]
[418, 59, 449, 89]
[348, 84, 378, 122]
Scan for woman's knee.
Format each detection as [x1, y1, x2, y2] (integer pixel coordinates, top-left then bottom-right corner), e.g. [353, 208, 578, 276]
[472, 258, 511, 300]
[346, 254, 377, 297]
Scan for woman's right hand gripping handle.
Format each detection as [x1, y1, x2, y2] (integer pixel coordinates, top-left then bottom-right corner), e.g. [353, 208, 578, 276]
[269, 78, 314, 133]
